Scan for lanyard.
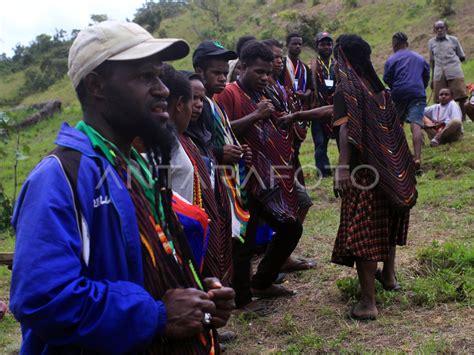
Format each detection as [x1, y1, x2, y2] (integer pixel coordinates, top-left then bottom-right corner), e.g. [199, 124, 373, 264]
[319, 57, 333, 79]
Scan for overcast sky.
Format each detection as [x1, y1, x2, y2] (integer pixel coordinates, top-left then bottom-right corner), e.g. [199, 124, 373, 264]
[0, 0, 146, 57]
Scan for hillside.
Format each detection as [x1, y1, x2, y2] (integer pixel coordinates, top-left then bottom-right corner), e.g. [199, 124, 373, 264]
[0, 0, 473, 109]
[1, 0, 473, 352]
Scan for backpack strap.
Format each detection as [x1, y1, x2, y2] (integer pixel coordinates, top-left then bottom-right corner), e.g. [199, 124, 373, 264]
[48, 146, 90, 267]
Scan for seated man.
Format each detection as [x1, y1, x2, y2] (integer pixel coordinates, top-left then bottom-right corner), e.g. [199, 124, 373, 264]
[423, 88, 463, 146]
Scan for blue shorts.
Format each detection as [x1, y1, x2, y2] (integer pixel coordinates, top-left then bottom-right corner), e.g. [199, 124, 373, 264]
[395, 98, 426, 127]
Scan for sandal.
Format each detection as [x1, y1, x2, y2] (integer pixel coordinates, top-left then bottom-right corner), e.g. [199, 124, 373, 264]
[414, 159, 423, 176]
[232, 299, 269, 317]
[281, 257, 316, 272]
[430, 138, 440, 147]
[375, 269, 401, 291]
[251, 284, 296, 299]
[274, 272, 287, 285]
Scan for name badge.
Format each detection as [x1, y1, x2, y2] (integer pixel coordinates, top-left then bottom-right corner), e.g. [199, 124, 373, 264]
[294, 79, 299, 91]
[325, 79, 334, 88]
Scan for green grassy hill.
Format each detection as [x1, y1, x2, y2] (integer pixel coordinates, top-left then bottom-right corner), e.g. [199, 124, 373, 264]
[1, 0, 474, 351]
[0, 0, 473, 110]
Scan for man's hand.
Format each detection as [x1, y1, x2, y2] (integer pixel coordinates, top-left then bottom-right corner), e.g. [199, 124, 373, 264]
[204, 278, 235, 328]
[241, 144, 252, 166]
[162, 288, 216, 339]
[255, 99, 274, 120]
[222, 144, 242, 164]
[277, 113, 296, 129]
[334, 165, 351, 198]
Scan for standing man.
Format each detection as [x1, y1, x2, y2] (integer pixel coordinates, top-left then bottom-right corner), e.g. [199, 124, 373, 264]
[280, 33, 315, 150]
[384, 32, 429, 175]
[280, 33, 314, 107]
[216, 41, 300, 304]
[10, 21, 234, 354]
[185, 40, 246, 288]
[193, 41, 253, 313]
[429, 20, 467, 121]
[311, 32, 336, 178]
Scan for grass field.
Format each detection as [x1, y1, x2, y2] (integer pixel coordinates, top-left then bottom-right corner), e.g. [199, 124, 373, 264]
[0, 117, 473, 353]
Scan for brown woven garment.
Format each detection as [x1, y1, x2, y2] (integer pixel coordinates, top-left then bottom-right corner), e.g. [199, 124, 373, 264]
[331, 172, 410, 267]
[113, 154, 219, 355]
[179, 134, 233, 286]
[334, 47, 417, 210]
[215, 82, 298, 223]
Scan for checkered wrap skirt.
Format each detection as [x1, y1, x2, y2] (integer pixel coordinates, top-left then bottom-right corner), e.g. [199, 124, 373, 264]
[331, 179, 410, 267]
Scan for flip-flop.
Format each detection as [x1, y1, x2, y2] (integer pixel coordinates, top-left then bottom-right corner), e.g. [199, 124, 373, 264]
[232, 299, 269, 317]
[274, 272, 287, 285]
[281, 257, 316, 272]
[251, 284, 296, 299]
[375, 269, 401, 291]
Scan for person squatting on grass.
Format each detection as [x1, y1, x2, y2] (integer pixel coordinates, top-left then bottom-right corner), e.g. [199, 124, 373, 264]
[465, 84, 474, 122]
[332, 34, 417, 320]
[9, 20, 234, 354]
[423, 87, 464, 147]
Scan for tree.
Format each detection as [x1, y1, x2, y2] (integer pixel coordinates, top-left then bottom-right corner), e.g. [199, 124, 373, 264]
[133, 1, 186, 34]
[90, 14, 109, 24]
[134, 1, 163, 33]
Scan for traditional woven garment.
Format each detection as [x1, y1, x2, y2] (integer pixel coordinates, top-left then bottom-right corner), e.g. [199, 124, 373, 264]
[76, 122, 218, 354]
[282, 56, 309, 94]
[333, 47, 417, 210]
[215, 81, 298, 223]
[264, 77, 304, 187]
[207, 97, 249, 242]
[280, 57, 310, 143]
[331, 173, 410, 266]
[331, 45, 415, 266]
[180, 134, 233, 286]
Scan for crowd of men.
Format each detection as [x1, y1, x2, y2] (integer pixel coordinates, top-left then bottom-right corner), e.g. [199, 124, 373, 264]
[5, 18, 470, 354]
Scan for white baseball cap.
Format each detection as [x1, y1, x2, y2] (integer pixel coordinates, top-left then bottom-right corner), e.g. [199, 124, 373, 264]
[68, 20, 190, 88]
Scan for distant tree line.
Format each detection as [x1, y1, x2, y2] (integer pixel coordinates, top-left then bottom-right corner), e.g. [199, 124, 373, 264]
[0, 1, 188, 106]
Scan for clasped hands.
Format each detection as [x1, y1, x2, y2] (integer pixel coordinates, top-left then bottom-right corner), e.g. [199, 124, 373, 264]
[162, 277, 235, 339]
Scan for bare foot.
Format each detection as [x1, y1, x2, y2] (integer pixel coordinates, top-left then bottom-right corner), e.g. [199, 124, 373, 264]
[375, 269, 401, 291]
[349, 301, 378, 320]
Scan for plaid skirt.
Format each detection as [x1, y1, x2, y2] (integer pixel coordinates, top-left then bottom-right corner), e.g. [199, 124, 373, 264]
[331, 182, 410, 267]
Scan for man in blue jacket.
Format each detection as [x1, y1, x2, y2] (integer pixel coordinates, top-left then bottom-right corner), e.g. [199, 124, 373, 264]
[384, 32, 429, 175]
[10, 20, 234, 354]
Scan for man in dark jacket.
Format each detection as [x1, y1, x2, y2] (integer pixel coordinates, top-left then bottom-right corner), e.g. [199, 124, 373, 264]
[384, 32, 429, 175]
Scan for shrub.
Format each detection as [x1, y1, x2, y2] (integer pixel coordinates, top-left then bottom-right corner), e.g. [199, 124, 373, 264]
[433, 0, 455, 16]
[0, 184, 13, 232]
[343, 0, 358, 8]
[285, 13, 324, 46]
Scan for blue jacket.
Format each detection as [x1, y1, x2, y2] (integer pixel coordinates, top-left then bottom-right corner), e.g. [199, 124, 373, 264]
[10, 123, 167, 354]
[383, 49, 430, 102]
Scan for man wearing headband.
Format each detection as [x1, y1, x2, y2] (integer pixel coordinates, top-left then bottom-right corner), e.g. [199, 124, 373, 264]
[10, 20, 234, 354]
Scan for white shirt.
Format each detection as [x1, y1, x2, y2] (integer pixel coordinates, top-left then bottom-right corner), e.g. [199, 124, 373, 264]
[170, 142, 194, 203]
[424, 100, 462, 125]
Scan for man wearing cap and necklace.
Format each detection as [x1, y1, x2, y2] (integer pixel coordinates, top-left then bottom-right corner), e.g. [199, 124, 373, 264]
[9, 20, 234, 354]
[187, 40, 251, 286]
[310, 31, 336, 178]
